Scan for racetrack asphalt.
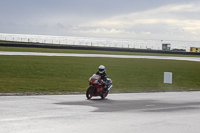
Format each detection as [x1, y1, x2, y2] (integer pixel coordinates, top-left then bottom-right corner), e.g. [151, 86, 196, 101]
[1, 92, 200, 133]
[0, 51, 200, 62]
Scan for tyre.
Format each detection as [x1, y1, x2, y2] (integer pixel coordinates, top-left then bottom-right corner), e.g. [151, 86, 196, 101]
[101, 91, 109, 99]
[86, 86, 94, 99]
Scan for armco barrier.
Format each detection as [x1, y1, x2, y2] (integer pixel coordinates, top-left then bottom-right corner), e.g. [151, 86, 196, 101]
[0, 41, 200, 55]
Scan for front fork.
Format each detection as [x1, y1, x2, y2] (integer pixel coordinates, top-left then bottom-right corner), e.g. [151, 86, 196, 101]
[89, 85, 96, 94]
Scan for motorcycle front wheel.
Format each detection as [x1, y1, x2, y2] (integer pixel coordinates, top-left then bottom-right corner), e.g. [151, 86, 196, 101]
[86, 86, 94, 99]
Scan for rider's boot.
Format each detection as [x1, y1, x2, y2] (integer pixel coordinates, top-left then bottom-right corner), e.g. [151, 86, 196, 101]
[103, 86, 108, 94]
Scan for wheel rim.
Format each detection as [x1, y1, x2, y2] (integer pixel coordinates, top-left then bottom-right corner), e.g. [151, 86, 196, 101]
[102, 91, 109, 98]
[88, 87, 94, 99]
[103, 92, 108, 97]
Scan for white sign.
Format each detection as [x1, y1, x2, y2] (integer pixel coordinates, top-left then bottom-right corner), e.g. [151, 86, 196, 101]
[164, 72, 172, 84]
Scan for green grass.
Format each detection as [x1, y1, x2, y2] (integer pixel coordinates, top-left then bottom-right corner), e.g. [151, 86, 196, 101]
[0, 53, 200, 94]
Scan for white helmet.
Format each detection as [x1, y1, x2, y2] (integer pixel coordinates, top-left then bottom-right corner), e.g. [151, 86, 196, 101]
[98, 65, 105, 74]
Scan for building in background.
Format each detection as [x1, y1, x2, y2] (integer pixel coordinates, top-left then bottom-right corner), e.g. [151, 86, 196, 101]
[190, 47, 200, 52]
[162, 43, 171, 51]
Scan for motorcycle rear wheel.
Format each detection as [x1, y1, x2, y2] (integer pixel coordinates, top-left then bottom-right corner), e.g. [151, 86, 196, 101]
[101, 91, 109, 99]
[86, 86, 94, 99]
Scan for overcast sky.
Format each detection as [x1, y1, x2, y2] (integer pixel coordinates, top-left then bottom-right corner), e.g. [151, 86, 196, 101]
[0, 0, 200, 41]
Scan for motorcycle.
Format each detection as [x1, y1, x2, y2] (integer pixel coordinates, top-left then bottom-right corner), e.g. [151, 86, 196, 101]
[86, 74, 113, 99]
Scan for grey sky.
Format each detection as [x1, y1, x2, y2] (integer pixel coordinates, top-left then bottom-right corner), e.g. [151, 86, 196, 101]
[0, 0, 200, 41]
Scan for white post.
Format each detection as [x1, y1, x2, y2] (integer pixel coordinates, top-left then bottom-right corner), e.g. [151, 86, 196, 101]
[164, 72, 172, 84]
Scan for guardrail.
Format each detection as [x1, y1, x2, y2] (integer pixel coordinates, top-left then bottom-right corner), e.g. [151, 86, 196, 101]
[0, 41, 200, 55]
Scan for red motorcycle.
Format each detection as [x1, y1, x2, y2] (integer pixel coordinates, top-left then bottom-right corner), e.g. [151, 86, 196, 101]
[86, 74, 113, 99]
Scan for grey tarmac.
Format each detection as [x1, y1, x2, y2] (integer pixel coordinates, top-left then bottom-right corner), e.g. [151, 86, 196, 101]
[0, 51, 200, 62]
[1, 92, 200, 133]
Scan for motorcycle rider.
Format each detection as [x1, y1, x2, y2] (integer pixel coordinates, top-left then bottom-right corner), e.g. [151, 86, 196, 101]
[96, 65, 107, 93]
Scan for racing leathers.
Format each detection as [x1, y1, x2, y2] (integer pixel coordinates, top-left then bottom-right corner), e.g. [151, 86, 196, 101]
[96, 71, 107, 93]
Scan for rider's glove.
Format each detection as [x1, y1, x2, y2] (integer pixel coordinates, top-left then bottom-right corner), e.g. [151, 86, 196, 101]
[98, 80, 102, 85]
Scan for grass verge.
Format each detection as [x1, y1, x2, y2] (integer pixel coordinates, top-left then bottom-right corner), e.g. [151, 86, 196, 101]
[0, 54, 199, 94]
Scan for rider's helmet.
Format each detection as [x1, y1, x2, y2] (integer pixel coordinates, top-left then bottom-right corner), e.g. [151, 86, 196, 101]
[98, 65, 105, 74]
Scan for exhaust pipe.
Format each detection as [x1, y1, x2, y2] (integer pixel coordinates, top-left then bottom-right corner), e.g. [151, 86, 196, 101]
[108, 85, 113, 91]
